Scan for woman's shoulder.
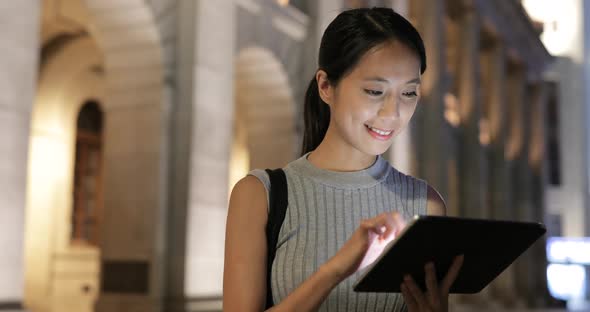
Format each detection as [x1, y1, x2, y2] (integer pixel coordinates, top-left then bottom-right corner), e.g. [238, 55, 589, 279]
[247, 169, 271, 192]
[385, 164, 426, 186]
[231, 174, 268, 199]
[245, 161, 299, 212]
[228, 174, 269, 225]
[388, 166, 446, 214]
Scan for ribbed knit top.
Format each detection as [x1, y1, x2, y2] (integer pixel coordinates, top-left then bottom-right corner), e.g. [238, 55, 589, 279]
[249, 153, 428, 311]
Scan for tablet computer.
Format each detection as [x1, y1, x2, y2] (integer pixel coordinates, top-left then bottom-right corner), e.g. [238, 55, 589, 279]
[353, 215, 546, 294]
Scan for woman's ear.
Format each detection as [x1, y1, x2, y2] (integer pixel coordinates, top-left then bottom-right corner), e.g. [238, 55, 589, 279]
[316, 70, 333, 106]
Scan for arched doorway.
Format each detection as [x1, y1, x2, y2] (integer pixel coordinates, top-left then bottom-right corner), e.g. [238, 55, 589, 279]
[229, 47, 297, 190]
[26, 31, 106, 312]
[26, 1, 165, 311]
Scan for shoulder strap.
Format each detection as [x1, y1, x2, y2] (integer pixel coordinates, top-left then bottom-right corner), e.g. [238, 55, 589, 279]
[264, 168, 288, 309]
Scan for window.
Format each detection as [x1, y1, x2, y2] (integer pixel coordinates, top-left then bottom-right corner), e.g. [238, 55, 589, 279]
[72, 100, 104, 246]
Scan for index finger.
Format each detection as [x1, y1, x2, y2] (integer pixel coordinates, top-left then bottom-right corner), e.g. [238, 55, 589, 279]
[441, 254, 464, 293]
[381, 212, 406, 239]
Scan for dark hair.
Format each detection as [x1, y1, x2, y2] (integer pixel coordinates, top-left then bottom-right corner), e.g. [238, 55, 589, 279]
[301, 7, 427, 155]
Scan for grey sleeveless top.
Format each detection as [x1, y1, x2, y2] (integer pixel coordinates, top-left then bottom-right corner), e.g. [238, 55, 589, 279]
[249, 153, 428, 312]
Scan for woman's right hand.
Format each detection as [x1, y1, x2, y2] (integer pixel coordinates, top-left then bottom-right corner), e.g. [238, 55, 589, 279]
[324, 212, 407, 281]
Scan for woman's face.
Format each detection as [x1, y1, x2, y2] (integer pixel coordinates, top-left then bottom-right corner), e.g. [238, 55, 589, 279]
[318, 40, 422, 156]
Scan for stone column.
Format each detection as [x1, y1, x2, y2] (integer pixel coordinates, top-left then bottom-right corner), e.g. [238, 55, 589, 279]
[485, 46, 512, 221]
[504, 64, 528, 308]
[479, 46, 498, 220]
[527, 82, 552, 307]
[456, 9, 486, 220]
[511, 81, 545, 307]
[482, 45, 520, 306]
[0, 2, 39, 310]
[452, 8, 498, 309]
[410, 0, 448, 196]
[166, 1, 235, 311]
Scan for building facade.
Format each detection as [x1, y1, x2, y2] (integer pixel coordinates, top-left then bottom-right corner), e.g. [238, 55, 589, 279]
[0, 0, 556, 311]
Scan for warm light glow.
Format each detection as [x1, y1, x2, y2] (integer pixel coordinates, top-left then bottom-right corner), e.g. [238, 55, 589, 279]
[478, 119, 491, 146]
[228, 118, 250, 197]
[444, 93, 461, 127]
[277, 0, 289, 6]
[505, 125, 522, 161]
[25, 133, 73, 307]
[522, 0, 580, 57]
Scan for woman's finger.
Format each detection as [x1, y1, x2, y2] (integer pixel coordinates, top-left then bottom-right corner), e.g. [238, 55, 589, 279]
[424, 262, 441, 307]
[400, 283, 418, 311]
[380, 212, 405, 239]
[441, 254, 464, 293]
[403, 275, 428, 310]
[361, 213, 395, 237]
[374, 213, 394, 238]
[361, 213, 384, 229]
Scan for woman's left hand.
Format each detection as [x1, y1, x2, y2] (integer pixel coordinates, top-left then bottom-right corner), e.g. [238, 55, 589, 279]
[400, 255, 464, 312]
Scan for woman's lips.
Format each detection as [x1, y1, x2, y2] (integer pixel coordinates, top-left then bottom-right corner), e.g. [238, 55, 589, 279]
[365, 125, 394, 140]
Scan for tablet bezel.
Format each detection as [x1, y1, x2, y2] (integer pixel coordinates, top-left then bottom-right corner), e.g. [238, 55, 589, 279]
[352, 215, 546, 293]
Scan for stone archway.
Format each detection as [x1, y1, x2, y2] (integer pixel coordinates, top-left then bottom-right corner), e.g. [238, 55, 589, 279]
[26, 33, 106, 312]
[231, 46, 297, 187]
[80, 3, 167, 312]
[26, 1, 166, 312]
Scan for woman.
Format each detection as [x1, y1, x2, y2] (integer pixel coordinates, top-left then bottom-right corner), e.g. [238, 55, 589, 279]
[223, 7, 463, 312]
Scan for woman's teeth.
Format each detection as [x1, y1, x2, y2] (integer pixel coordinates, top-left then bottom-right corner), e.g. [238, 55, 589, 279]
[367, 126, 392, 136]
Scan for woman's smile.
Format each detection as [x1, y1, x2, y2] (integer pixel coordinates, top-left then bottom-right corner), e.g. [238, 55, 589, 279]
[365, 124, 395, 140]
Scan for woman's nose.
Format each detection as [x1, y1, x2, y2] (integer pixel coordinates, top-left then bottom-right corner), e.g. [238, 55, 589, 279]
[378, 95, 400, 118]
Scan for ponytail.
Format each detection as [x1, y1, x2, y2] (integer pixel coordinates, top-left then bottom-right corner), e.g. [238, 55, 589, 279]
[300, 76, 330, 156]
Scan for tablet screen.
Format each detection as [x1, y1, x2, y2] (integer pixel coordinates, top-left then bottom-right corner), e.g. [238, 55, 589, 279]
[353, 215, 546, 293]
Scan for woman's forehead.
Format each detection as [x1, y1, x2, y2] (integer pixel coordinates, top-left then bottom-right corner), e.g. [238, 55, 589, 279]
[351, 41, 421, 81]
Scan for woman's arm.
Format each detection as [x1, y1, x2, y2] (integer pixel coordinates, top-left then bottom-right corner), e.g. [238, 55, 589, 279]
[223, 176, 343, 312]
[223, 176, 269, 311]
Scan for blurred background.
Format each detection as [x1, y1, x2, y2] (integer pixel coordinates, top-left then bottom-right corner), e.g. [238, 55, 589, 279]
[0, 0, 589, 311]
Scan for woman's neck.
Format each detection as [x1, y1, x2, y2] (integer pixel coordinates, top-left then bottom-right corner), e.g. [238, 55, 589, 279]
[307, 131, 377, 172]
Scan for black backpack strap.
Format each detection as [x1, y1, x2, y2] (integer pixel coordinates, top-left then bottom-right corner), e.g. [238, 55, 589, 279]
[264, 168, 288, 309]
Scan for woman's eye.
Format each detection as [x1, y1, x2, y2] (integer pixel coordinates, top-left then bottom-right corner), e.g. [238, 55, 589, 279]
[364, 89, 383, 96]
[403, 91, 418, 97]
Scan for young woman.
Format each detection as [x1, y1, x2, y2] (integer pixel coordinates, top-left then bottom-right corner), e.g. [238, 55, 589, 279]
[223, 7, 463, 312]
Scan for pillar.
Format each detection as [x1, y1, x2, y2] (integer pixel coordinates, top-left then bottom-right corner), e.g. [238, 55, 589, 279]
[410, 0, 448, 196]
[504, 62, 528, 307]
[0, 1, 40, 310]
[456, 9, 486, 220]
[166, 1, 235, 311]
[527, 82, 552, 307]
[483, 45, 521, 306]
